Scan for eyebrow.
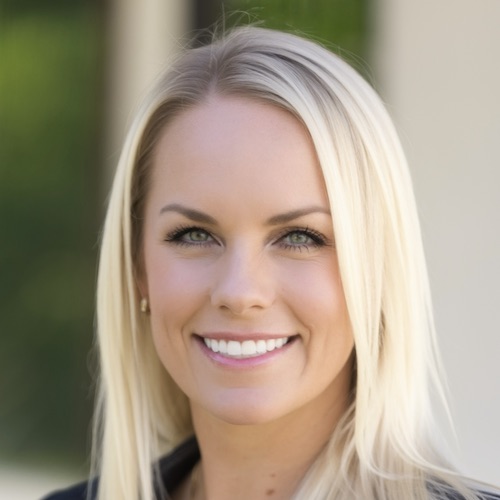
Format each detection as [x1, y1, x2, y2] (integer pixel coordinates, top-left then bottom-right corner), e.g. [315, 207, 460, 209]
[265, 206, 331, 225]
[160, 203, 331, 225]
[159, 203, 217, 224]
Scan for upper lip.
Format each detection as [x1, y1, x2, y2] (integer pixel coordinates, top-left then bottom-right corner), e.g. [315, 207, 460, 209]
[196, 332, 294, 341]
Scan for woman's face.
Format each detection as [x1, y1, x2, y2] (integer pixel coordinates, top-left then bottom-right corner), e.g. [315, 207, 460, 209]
[140, 95, 354, 426]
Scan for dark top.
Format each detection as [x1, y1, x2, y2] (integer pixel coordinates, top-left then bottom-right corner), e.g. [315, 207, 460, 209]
[42, 437, 499, 500]
[41, 437, 200, 500]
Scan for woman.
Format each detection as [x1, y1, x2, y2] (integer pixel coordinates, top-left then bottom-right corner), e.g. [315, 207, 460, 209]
[44, 26, 499, 500]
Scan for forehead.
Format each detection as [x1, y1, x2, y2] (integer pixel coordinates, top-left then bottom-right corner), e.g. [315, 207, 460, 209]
[147, 95, 329, 214]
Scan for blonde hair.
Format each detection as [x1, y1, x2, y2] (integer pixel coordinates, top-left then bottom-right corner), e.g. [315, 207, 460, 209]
[94, 26, 481, 499]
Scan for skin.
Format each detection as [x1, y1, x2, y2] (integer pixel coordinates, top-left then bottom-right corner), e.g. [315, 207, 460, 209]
[139, 95, 354, 499]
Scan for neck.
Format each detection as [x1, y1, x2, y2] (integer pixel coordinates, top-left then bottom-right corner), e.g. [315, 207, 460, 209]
[190, 379, 351, 500]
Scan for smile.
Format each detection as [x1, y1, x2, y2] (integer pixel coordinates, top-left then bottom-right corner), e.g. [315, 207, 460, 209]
[203, 337, 290, 358]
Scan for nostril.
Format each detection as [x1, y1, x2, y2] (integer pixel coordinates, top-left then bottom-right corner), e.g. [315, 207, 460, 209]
[209, 252, 275, 314]
[210, 282, 274, 314]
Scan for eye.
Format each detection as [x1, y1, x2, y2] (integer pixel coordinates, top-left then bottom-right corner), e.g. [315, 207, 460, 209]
[165, 226, 216, 247]
[277, 228, 328, 251]
[286, 232, 312, 245]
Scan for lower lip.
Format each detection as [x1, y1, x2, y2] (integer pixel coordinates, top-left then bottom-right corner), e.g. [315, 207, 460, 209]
[195, 336, 295, 369]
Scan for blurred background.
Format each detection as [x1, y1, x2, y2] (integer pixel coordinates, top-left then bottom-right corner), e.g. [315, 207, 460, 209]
[0, 0, 498, 498]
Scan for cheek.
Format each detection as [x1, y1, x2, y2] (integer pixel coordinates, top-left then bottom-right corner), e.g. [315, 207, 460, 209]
[144, 255, 210, 389]
[145, 250, 211, 316]
[145, 251, 214, 371]
[280, 258, 347, 326]
[282, 259, 353, 367]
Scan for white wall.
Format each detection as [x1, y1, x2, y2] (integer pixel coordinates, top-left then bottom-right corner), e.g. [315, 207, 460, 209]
[372, 0, 500, 485]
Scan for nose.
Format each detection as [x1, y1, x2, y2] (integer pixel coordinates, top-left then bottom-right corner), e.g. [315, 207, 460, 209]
[210, 246, 275, 315]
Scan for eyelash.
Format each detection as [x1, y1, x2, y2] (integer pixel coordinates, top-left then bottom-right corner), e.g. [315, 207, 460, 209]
[276, 227, 328, 251]
[164, 225, 328, 251]
[164, 225, 216, 247]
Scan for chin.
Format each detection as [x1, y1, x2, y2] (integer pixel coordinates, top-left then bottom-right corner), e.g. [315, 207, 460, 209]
[213, 407, 283, 426]
[196, 389, 296, 427]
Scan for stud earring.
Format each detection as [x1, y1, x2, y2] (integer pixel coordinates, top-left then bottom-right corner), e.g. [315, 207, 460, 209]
[140, 298, 150, 314]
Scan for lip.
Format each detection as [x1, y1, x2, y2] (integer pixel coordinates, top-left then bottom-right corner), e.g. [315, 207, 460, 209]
[194, 333, 297, 369]
[197, 332, 291, 341]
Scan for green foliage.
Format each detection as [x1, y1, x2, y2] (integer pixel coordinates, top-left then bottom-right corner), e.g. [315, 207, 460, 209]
[226, 0, 367, 68]
[0, 0, 366, 471]
[0, 2, 100, 467]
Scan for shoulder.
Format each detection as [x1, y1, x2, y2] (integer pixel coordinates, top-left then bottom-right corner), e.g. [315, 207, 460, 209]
[429, 479, 500, 500]
[477, 489, 500, 499]
[40, 437, 199, 500]
[468, 480, 500, 500]
[40, 479, 97, 500]
[156, 436, 200, 493]
[446, 488, 500, 500]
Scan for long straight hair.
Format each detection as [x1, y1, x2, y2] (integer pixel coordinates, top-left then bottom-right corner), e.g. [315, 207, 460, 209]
[93, 26, 481, 499]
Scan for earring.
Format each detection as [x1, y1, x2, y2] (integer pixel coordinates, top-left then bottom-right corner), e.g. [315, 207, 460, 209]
[140, 297, 150, 314]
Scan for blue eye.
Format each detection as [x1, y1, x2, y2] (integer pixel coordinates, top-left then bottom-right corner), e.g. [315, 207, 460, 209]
[165, 226, 215, 246]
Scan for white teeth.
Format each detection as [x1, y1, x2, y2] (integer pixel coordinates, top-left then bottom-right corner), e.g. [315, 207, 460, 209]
[256, 340, 267, 354]
[203, 337, 290, 358]
[210, 339, 219, 353]
[266, 339, 276, 351]
[241, 340, 256, 356]
[219, 339, 227, 354]
[227, 340, 242, 356]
